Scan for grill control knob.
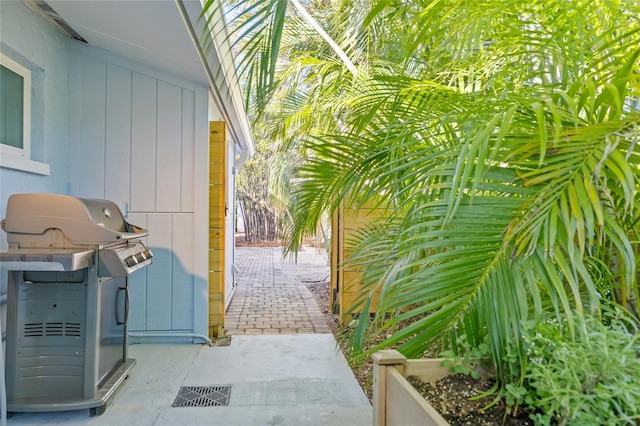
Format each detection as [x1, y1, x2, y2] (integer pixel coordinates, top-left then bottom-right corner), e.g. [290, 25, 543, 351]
[125, 255, 138, 267]
[135, 252, 147, 263]
[143, 249, 153, 259]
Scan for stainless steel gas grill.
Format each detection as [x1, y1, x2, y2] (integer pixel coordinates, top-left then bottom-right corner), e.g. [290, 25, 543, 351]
[0, 193, 153, 416]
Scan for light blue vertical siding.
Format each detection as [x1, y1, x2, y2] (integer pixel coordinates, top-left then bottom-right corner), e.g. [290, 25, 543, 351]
[105, 64, 133, 207]
[131, 73, 158, 212]
[68, 53, 107, 198]
[126, 213, 149, 331]
[145, 214, 173, 330]
[172, 214, 195, 330]
[67, 44, 207, 333]
[181, 90, 196, 212]
[156, 81, 183, 212]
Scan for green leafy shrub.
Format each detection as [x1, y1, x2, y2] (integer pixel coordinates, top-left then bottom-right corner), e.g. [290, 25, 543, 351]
[522, 313, 640, 425]
[440, 333, 490, 380]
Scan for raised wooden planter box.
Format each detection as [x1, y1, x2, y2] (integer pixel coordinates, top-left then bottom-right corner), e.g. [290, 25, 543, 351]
[372, 350, 454, 426]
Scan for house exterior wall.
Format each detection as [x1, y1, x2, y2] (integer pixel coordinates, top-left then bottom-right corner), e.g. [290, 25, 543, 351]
[66, 43, 210, 335]
[0, 0, 71, 342]
[0, 1, 245, 343]
[0, 0, 71, 234]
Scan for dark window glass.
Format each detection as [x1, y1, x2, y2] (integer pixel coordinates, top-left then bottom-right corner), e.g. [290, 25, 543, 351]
[1, 64, 24, 149]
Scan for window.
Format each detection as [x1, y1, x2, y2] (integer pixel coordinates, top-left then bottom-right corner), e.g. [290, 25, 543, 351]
[1, 53, 31, 158]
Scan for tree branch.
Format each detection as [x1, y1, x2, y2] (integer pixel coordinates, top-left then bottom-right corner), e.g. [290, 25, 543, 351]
[288, 0, 357, 76]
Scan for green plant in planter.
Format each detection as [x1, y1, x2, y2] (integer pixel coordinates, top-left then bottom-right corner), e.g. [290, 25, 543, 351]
[440, 333, 490, 380]
[520, 313, 640, 425]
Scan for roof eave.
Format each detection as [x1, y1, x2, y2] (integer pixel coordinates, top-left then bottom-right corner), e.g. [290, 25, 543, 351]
[175, 0, 255, 167]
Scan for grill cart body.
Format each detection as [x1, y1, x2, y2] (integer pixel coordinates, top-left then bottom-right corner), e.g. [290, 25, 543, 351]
[0, 193, 153, 415]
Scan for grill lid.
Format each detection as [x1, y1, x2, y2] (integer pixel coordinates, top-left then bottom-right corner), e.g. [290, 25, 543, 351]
[1, 193, 148, 246]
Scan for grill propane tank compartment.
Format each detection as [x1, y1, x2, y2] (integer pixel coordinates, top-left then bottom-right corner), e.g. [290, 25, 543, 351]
[0, 193, 153, 416]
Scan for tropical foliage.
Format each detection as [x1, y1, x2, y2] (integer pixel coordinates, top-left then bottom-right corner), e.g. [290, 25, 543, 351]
[218, 0, 640, 401]
[236, 135, 281, 242]
[520, 311, 640, 425]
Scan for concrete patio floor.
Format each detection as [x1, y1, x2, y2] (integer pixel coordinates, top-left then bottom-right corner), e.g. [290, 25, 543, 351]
[7, 335, 371, 426]
[6, 247, 372, 425]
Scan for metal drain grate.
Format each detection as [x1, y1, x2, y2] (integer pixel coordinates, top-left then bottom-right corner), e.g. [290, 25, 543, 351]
[172, 385, 232, 407]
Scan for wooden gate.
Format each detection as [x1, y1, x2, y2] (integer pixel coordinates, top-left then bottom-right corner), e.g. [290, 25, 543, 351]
[330, 198, 388, 323]
[208, 121, 227, 337]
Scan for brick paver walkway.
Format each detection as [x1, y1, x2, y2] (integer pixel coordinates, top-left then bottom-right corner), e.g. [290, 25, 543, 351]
[225, 246, 332, 335]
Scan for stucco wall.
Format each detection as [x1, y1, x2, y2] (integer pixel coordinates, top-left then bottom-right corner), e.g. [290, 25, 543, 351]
[0, 1, 71, 244]
[0, 0, 71, 340]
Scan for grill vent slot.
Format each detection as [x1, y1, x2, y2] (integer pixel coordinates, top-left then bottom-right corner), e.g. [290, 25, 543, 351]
[65, 322, 82, 337]
[23, 322, 82, 337]
[24, 323, 44, 337]
[46, 322, 64, 336]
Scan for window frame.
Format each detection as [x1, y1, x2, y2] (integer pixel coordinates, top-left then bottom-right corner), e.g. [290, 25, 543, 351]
[1, 52, 32, 159]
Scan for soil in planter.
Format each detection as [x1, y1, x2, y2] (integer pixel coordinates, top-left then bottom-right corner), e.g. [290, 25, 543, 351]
[407, 374, 534, 426]
[306, 279, 536, 425]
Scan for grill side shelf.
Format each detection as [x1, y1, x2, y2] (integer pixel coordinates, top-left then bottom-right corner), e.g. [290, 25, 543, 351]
[0, 249, 95, 272]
